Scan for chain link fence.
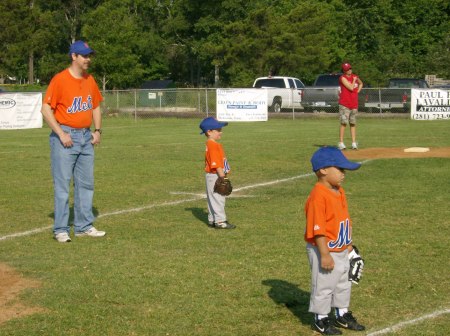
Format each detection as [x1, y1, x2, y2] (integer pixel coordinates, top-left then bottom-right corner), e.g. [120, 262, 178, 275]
[101, 88, 416, 120]
[102, 89, 216, 120]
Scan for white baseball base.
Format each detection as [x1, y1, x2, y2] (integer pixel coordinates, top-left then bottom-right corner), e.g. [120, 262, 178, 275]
[403, 147, 430, 153]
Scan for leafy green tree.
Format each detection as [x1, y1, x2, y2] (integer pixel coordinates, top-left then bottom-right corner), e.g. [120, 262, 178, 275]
[342, 0, 449, 85]
[220, 1, 346, 86]
[82, 0, 149, 89]
[0, 0, 61, 84]
[0, 0, 449, 88]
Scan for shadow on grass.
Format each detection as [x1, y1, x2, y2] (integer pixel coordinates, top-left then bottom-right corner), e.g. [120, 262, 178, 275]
[262, 279, 312, 326]
[185, 207, 210, 227]
[48, 207, 99, 224]
[313, 144, 336, 148]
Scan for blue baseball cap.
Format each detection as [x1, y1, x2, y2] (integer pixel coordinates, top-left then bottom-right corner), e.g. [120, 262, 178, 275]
[199, 117, 228, 134]
[311, 146, 361, 172]
[69, 40, 95, 56]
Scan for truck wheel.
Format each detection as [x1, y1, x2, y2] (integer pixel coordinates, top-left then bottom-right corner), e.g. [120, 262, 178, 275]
[271, 100, 282, 113]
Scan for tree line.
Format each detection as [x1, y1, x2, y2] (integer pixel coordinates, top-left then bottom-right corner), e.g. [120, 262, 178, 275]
[0, 0, 448, 89]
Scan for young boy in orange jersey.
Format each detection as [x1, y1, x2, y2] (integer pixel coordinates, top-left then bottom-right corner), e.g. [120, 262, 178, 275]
[199, 117, 235, 229]
[41, 40, 105, 243]
[304, 146, 365, 335]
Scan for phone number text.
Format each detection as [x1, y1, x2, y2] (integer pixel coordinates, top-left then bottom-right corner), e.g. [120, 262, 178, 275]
[412, 113, 450, 120]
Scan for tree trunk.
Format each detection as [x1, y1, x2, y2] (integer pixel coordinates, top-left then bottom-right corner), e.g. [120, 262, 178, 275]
[214, 64, 220, 88]
[28, 51, 34, 84]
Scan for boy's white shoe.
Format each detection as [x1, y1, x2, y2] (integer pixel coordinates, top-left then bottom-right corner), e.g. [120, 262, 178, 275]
[351, 142, 358, 150]
[54, 232, 71, 243]
[338, 142, 346, 150]
[75, 227, 106, 237]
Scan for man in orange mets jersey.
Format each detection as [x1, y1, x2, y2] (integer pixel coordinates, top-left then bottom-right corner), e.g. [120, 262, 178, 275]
[41, 40, 105, 243]
[304, 146, 365, 335]
[199, 117, 235, 229]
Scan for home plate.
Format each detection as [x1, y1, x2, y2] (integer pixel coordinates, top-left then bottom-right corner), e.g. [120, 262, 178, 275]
[404, 147, 430, 153]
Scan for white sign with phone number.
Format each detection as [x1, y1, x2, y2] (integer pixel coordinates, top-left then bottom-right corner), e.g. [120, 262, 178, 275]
[410, 89, 450, 120]
[216, 89, 268, 121]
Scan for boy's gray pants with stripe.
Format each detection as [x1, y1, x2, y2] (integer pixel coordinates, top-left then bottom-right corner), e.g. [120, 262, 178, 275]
[306, 243, 352, 315]
[205, 173, 227, 224]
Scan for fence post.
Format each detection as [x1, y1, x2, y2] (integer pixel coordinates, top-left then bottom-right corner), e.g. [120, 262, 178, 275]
[197, 89, 201, 115]
[134, 89, 137, 122]
[378, 88, 382, 113]
[291, 88, 295, 120]
[205, 89, 209, 117]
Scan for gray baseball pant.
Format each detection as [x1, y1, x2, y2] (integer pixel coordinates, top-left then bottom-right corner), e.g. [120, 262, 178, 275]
[306, 243, 352, 315]
[205, 173, 226, 224]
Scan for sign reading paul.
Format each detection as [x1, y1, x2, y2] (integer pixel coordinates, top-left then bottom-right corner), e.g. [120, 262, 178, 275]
[411, 89, 450, 120]
[0, 93, 43, 129]
[216, 89, 267, 121]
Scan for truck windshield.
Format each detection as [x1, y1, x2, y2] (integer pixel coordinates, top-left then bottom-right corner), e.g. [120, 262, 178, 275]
[314, 75, 340, 86]
[254, 78, 285, 88]
[388, 79, 428, 88]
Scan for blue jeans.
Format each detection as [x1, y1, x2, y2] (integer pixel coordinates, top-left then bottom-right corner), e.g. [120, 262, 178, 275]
[50, 125, 95, 234]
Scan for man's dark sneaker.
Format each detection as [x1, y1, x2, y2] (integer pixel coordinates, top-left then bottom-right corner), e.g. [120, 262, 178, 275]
[335, 311, 365, 331]
[214, 221, 236, 229]
[312, 317, 342, 335]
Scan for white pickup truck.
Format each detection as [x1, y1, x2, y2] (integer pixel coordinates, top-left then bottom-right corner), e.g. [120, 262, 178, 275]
[253, 76, 305, 112]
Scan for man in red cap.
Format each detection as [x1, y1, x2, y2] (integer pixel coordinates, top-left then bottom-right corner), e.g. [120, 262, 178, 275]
[338, 63, 363, 150]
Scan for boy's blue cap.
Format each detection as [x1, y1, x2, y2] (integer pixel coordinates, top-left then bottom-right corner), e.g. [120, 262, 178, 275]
[311, 146, 361, 172]
[199, 117, 228, 134]
[69, 40, 95, 56]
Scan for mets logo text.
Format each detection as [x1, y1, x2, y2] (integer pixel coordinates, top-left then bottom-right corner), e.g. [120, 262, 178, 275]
[328, 219, 352, 249]
[0, 98, 16, 109]
[67, 96, 93, 113]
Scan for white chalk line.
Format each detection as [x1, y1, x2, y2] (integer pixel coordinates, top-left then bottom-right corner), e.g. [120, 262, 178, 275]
[0, 160, 373, 242]
[170, 191, 255, 198]
[366, 308, 450, 335]
[1, 159, 446, 332]
[0, 225, 53, 241]
[170, 191, 206, 197]
[0, 171, 317, 242]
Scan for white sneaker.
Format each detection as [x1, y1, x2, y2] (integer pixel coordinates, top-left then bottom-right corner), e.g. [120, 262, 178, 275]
[75, 227, 106, 237]
[54, 232, 71, 243]
[351, 142, 358, 150]
[338, 142, 346, 150]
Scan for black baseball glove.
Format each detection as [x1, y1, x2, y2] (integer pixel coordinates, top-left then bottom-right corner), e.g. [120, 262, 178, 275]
[348, 245, 364, 284]
[214, 176, 232, 196]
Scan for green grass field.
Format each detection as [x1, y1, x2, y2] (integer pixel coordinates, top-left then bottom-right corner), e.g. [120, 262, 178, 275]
[0, 117, 449, 335]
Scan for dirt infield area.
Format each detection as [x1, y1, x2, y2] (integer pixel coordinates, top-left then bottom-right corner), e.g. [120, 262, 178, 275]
[344, 147, 450, 160]
[0, 263, 44, 325]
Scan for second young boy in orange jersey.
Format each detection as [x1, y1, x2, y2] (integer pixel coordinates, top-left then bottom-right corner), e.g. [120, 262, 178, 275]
[199, 117, 235, 229]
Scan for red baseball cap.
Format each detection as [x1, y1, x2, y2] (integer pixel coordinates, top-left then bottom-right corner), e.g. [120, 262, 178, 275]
[342, 63, 352, 72]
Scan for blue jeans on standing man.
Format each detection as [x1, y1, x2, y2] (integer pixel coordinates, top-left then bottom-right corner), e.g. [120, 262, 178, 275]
[50, 125, 95, 235]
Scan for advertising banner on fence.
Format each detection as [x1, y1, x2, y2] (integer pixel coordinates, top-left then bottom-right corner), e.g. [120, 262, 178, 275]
[411, 89, 450, 120]
[216, 89, 267, 121]
[0, 93, 43, 129]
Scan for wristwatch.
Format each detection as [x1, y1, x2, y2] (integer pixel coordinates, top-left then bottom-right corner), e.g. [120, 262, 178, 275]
[94, 129, 102, 134]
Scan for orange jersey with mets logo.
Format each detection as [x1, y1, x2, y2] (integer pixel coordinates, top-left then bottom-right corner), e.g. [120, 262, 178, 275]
[43, 68, 103, 128]
[304, 183, 353, 252]
[204, 139, 230, 174]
